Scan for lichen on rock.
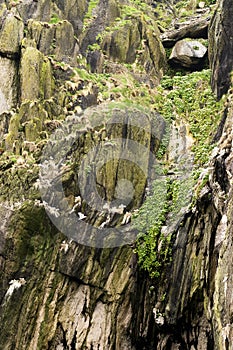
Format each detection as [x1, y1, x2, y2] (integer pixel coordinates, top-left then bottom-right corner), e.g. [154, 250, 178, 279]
[0, 12, 24, 57]
[20, 46, 54, 101]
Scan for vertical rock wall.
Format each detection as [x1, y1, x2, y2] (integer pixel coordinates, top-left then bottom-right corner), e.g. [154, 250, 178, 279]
[149, 1, 233, 345]
[209, 0, 233, 99]
[152, 90, 233, 349]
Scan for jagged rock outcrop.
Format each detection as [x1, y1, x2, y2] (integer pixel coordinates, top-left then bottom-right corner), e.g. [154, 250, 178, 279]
[161, 15, 210, 47]
[209, 0, 233, 99]
[0, 12, 24, 56]
[0, 103, 165, 349]
[9, 0, 87, 34]
[20, 45, 54, 101]
[79, 0, 166, 81]
[26, 19, 79, 65]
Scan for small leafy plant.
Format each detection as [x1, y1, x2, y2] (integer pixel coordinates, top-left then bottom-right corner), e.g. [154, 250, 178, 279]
[49, 14, 61, 24]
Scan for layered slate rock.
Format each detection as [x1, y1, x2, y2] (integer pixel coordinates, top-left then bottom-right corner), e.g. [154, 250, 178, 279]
[169, 39, 207, 68]
[209, 0, 233, 99]
[1, 0, 233, 349]
[161, 15, 210, 47]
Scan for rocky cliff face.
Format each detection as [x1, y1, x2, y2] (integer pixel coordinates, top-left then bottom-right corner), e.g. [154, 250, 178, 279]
[0, 0, 233, 349]
[153, 93, 233, 349]
[209, 0, 233, 99]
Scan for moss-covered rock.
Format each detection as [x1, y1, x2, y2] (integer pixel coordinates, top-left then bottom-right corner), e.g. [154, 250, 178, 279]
[4, 99, 63, 151]
[81, 0, 166, 81]
[0, 12, 24, 56]
[20, 46, 54, 101]
[27, 19, 79, 65]
[102, 20, 141, 63]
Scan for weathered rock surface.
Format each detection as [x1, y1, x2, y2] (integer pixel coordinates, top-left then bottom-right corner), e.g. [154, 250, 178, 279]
[16, 0, 87, 34]
[0, 56, 18, 113]
[80, 0, 166, 81]
[209, 0, 233, 99]
[20, 45, 54, 101]
[169, 39, 207, 68]
[161, 15, 210, 47]
[152, 91, 233, 349]
[0, 12, 24, 56]
[0, 104, 164, 349]
[26, 19, 79, 65]
[0, 0, 233, 349]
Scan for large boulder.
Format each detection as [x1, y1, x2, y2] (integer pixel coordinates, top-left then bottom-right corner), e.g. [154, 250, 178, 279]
[209, 0, 233, 99]
[169, 39, 207, 68]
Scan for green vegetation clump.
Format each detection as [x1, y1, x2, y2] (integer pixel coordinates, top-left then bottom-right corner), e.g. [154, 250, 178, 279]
[49, 14, 61, 24]
[74, 67, 155, 106]
[87, 43, 101, 51]
[74, 68, 223, 166]
[134, 178, 177, 278]
[133, 69, 224, 279]
[86, 0, 99, 19]
[154, 69, 224, 165]
[134, 166, 194, 278]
